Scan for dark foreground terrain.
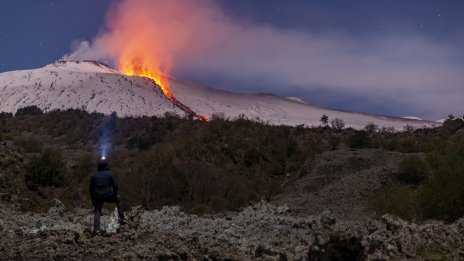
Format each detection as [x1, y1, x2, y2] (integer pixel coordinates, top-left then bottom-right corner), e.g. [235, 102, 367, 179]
[1, 109, 464, 259]
[1, 183, 463, 260]
[1, 146, 464, 260]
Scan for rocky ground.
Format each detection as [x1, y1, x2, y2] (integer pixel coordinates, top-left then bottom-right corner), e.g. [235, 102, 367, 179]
[1, 145, 464, 260]
[0, 200, 463, 260]
[273, 148, 408, 223]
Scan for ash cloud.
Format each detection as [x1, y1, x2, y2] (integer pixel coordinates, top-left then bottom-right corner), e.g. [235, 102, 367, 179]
[64, 0, 464, 120]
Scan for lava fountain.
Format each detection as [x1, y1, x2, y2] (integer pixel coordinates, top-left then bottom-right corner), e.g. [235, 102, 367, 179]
[119, 57, 208, 122]
[119, 57, 174, 101]
[78, 0, 210, 121]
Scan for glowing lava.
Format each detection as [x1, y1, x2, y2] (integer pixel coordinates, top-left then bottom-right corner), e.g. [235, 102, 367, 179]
[120, 62, 174, 102]
[119, 61, 209, 122]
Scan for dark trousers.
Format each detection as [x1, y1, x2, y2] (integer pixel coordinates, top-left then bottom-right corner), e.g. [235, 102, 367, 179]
[92, 194, 124, 232]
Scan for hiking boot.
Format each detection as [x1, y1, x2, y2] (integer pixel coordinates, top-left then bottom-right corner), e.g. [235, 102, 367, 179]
[119, 214, 126, 225]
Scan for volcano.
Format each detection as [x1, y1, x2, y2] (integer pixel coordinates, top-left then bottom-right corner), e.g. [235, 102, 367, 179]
[0, 61, 439, 130]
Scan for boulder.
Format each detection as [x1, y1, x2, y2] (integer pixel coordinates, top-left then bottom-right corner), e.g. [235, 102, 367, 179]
[320, 210, 336, 227]
[48, 198, 66, 217]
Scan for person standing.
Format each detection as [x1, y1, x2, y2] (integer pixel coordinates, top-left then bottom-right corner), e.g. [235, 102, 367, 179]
[89, 159, 125, 235]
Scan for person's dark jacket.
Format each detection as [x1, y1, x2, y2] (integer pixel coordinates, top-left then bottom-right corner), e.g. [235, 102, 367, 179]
[89, 170, 118, 199]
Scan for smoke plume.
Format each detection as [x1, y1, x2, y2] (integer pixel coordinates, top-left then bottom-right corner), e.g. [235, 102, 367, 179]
[64, 0, 463, 120]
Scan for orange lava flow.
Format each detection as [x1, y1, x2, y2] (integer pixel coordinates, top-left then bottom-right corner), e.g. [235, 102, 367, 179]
[120, 64, 174, 101]
[119, 61, 209, 122]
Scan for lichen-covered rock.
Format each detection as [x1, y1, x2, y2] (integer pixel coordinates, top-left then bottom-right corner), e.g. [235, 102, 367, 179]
[319, 210, 336, 227]
[0, 201, 463, 260]
[48, 198, 66, 217]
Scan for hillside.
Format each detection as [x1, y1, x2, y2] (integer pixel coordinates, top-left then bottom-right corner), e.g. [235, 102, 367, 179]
[0, 111, 463, 259]
[0, 61, 440, 130]
[0, 61, 184, 117]
[169, 78, 439, 130]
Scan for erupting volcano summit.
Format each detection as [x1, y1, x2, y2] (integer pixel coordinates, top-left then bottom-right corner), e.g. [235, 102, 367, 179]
[0, 61, 439, 130]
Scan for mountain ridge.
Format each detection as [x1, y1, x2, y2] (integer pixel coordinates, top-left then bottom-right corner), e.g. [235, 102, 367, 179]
[0, 61, 440, 130]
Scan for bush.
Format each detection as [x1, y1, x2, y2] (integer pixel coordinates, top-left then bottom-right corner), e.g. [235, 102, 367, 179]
[369, 186, 416, 221]
[395, 138, 419, 153]
[330, 118, 345, 131]
[347, 131, 371, 149]
[320, 115, 329, 127]
[15, 106, 43, 116]
[403, 125, 415, 133]
[0, 112, 13, 118]
[13, 136, 43, 153]
[25, 148, 66, 190]
[329, 135, 341, 150]
[425, 151, 444, 169]
[416, 167, 464, 222]
[440, 118, 464, 137]
[396, 155, 430, 185]
[364, 123, 379, 133]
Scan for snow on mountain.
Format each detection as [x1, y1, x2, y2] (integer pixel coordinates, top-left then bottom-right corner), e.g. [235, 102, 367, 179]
[168, 79, 439, 130]
[0, 61, 183, 117]
[286, 97, 308, 104]
[0, 61, 440, 130]
[403, 116, 423, 121]
[44, 60, 119, 74]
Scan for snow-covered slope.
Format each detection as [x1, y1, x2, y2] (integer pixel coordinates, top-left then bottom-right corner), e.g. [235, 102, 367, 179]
[286, 97, 308, 104]
[0, 61, 183, 117]
[403, 116, 423, 121]
[169, 79, 440, 130]
[0, 61, 440, 130]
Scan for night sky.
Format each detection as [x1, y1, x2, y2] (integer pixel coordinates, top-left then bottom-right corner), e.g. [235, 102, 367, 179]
[1, 0, 463, 120]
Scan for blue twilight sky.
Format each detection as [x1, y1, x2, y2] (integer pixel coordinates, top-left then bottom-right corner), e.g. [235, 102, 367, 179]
[0, 0, 463, 120]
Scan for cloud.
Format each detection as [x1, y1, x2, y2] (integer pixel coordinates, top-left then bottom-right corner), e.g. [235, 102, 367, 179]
[64, 0, 463, 120]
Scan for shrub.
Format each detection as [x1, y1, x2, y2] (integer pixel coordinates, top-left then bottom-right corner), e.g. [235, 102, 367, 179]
[364, 123, 379, 133]
[376, 136, 399, 151]
[369, 186, 416, 221]
[416, 167, 464, 222]
[347, 131, 371, 149]
[425, 151, 444, 169]
[396, 155, 430, 185]
[329, 135, 341, 150]
[25, 148, 66, 190]
[381, 127, 395, 134]
[15, 106, 43, 116]
[440, 118, 464, 137]
[403, 125, 415, 133]
[211, 112, 226, 121]
[330, 118, 345, 131]
[320, 115, 329, 127]
[0, 112, 13, 118]
[395, 138, 419, 153]
[13, 136, 43, 153]
[244, 148, 263, 167]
